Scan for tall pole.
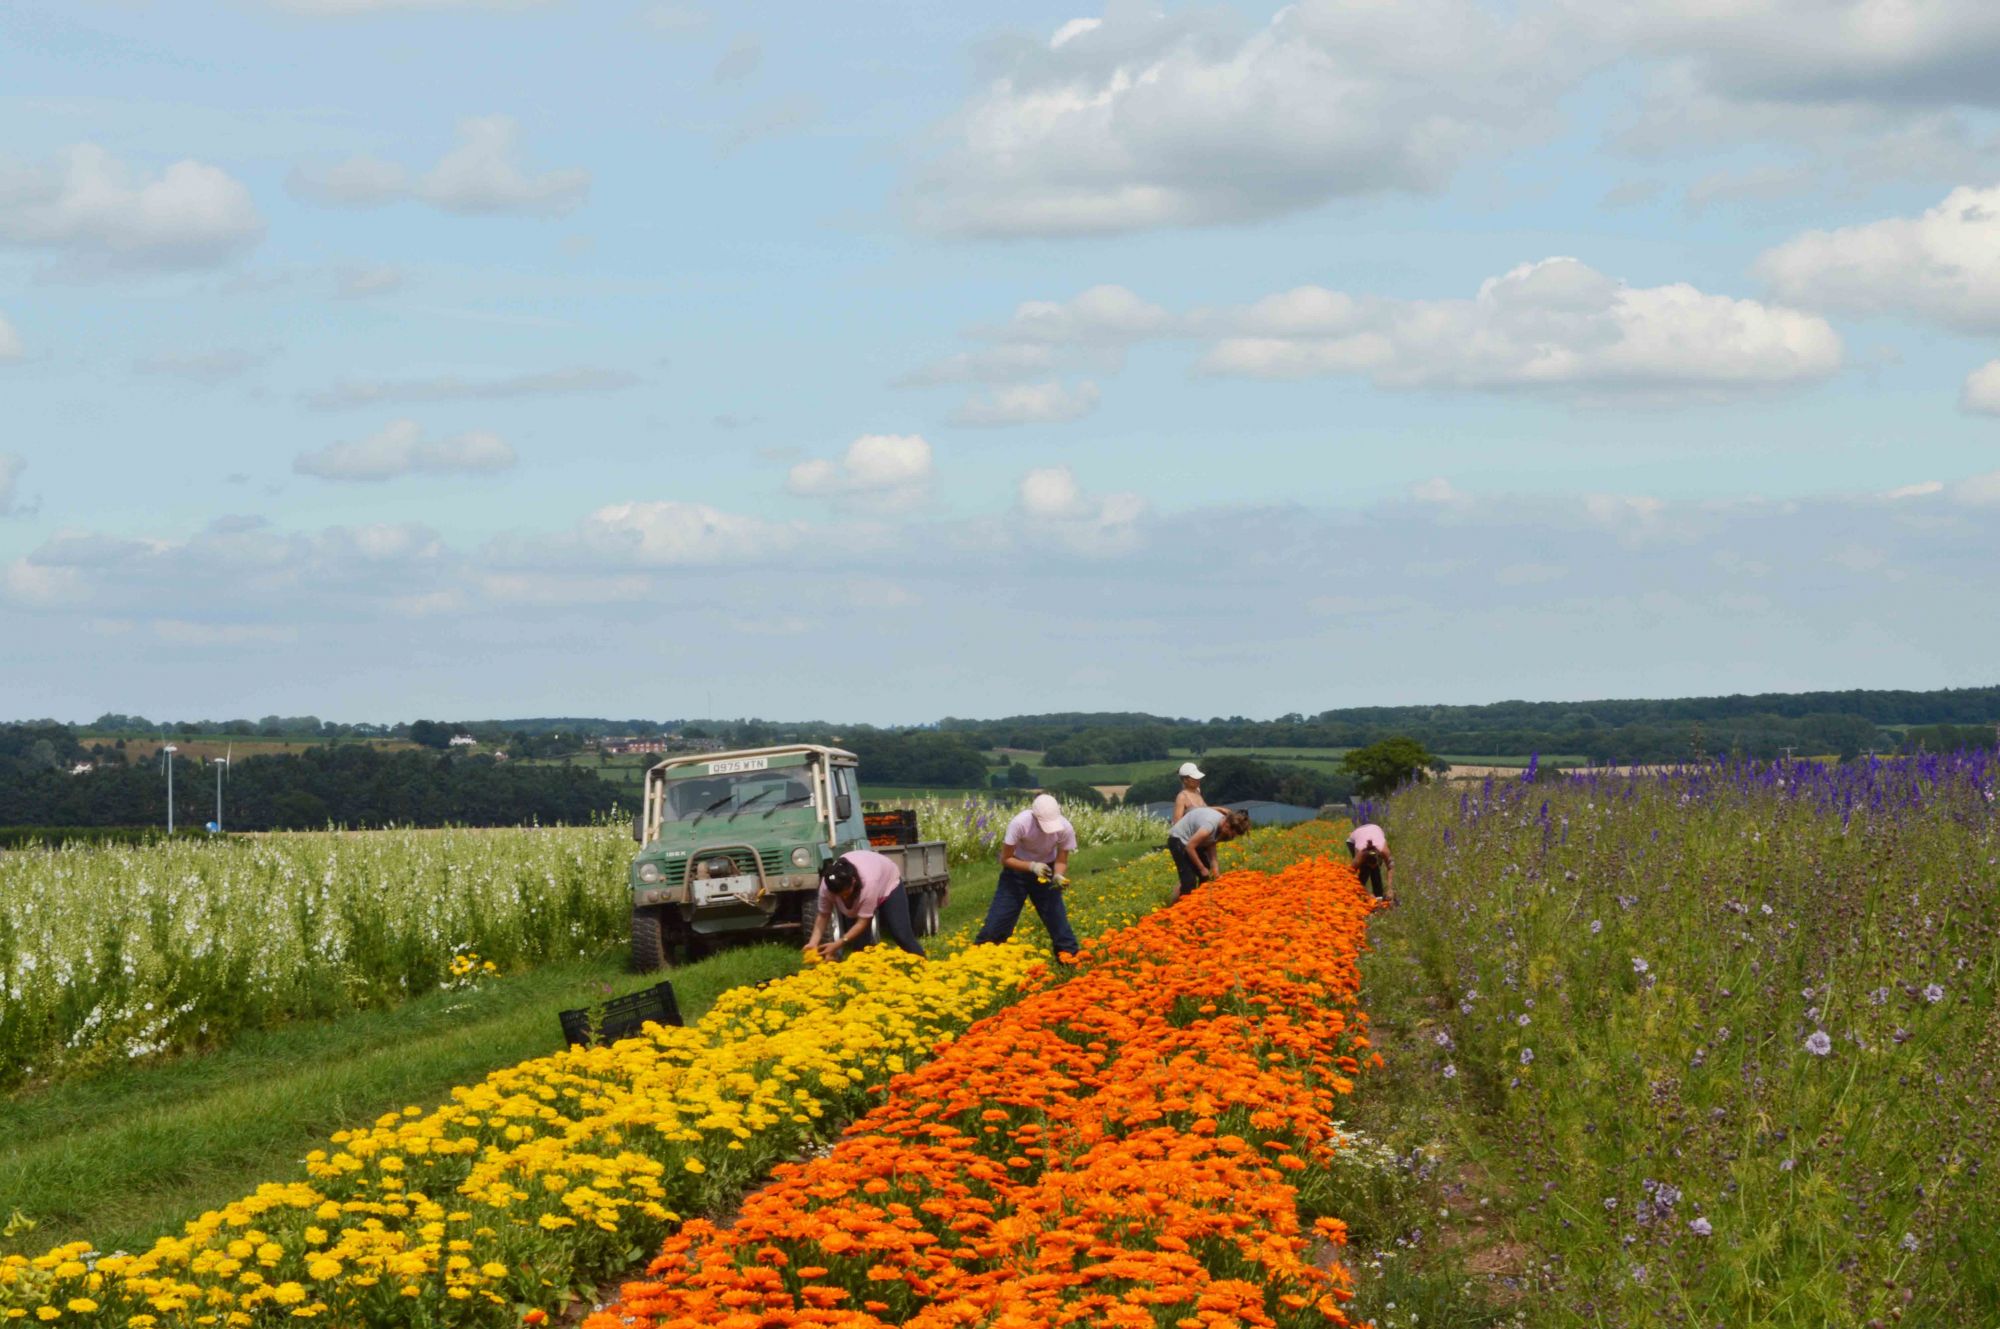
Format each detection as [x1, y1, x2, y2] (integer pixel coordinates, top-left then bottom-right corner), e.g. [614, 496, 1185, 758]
[163, 743, 178, 834]
[215, 759, 226, 832]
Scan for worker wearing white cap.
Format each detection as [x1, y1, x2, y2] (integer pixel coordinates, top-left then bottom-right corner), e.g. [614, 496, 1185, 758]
[974, 793, 1081, 960]
[1171, 761, 1207, 825]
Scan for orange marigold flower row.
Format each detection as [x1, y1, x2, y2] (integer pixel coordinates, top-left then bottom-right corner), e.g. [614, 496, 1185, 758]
[585, 851, 1381, 1329]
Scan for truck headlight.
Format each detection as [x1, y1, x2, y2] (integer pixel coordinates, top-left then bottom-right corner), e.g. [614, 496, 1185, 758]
[790, 846, 813, 868]
[637, 861, 663, 885]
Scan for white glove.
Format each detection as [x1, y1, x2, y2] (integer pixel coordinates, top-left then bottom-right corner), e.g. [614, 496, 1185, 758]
[1025, 860, 1051, 877]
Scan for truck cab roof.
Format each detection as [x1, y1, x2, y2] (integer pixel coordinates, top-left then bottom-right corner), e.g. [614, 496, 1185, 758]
[645, 743, 857, 776]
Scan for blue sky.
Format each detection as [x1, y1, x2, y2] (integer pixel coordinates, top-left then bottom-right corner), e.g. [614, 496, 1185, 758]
[4, 0, 2000, 724]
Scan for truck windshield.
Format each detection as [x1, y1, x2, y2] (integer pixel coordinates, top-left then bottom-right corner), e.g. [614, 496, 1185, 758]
[659, 771, 815, 823]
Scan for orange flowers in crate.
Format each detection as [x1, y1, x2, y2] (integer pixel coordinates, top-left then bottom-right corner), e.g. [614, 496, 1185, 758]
[586, 849, 1380, 1329]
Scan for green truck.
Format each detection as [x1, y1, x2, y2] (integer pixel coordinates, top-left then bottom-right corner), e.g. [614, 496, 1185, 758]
[627, 743, 950, 969]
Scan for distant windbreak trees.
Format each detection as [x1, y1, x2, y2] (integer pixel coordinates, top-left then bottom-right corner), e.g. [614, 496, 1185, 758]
[0, 733, 628, 832]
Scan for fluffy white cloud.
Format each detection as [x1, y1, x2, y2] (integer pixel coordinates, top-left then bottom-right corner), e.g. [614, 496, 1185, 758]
[984, 285, 1179, 345]
[0, 313, 20, 361]
[787, 434, 932, 508]
[1589, 1, 2000, 110]
[3, 516, 451, 617]
[569, 501, 801, 565]
[304, 366, 639, 411]
[293, 420, 517, 482]
[951, 380, 1100, 427]
[1200, 258, 1842, 394]
[0, 144, 263, 271]
[1962, 360, 2000, 415]
[1759, 186, 2000, 332]
[0, 454, 24, 516]
[912, 1, 1571, 236]
[290, 117, 588, 217]
[1017, 465, 1146, 554]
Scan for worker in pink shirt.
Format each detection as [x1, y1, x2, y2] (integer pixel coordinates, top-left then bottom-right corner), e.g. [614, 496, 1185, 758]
[1345, 822, 1395, 904]
[974, 793, 1082, 960]
[806, 848, 926, 960]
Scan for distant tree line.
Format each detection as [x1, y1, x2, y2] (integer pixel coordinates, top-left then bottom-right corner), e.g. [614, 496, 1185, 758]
[0, 731, 626, 831]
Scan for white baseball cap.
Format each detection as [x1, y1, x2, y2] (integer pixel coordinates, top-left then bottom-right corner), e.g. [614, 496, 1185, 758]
[1178, 762, 1205, 780]
[1031, 792, 1066, 832]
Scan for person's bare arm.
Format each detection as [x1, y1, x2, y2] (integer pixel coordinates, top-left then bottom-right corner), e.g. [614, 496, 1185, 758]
[1184, 827, 1217, 877]
[999, 840, 1048, 875]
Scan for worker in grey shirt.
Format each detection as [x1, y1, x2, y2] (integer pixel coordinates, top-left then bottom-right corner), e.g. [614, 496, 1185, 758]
[1166, 805, 1249, 900]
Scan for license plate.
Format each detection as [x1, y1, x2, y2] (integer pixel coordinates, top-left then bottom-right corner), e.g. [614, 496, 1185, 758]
[707, 756, 770, 775]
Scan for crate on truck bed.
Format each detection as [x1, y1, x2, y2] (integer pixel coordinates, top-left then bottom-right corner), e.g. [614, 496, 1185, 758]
[864, 808, 919, 846]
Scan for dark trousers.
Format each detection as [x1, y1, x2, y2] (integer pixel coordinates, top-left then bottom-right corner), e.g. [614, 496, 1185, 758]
[975, 867, 1080, 956]
[1358, 861, 1386, 899]
[1167, 837, 1211, 899]
[846, 882, 925, 957]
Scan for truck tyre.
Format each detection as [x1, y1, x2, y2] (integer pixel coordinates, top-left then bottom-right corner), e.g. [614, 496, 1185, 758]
[919, 890, 940, 937]
[798, 891, 820, 946]
[631, 905, 671, 973]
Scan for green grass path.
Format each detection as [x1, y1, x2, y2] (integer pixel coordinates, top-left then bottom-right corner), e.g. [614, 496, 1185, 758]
[0, 840, 1156, 1257]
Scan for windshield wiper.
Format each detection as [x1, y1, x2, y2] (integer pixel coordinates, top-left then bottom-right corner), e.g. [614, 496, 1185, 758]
[690, 791, 739, 826]
[761, 792, 813, 818]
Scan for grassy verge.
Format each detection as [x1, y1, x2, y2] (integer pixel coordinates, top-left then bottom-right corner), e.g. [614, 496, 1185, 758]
[0, 840, 1157, 1259]
[1320, 906, 1524, 1329]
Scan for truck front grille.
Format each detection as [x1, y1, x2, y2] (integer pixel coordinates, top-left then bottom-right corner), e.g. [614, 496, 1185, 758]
[658, 847, 789, 889]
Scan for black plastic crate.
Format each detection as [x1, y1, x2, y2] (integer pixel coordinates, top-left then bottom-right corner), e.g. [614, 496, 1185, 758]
[559, 980, 684, 1047]
[864, 808, 919, 847]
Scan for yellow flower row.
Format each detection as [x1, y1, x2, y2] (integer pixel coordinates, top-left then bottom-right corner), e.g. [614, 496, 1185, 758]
[3, 826, 1339, 1328]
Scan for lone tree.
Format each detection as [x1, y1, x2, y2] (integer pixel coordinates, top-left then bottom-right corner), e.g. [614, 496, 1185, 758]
[1341, 736, 1437, 798]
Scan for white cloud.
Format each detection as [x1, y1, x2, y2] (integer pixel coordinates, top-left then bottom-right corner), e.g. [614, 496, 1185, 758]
[0, 454, 24, 515]
[290, 117, 588, 217]
[1591, 1, 2000, 111]
[982, 285, 1178, 345]
[1200, 258, 1841, 395]
[293, 420, 517, 482]
[0, 144, 263, 271]
[1881, 480, 1944, 500]
[787, 434, 933, 508]
[0, 313, 20, 361]
[4, 517, 453, 618]
[570, 501, 801, 566]
[1757, 185, 2000, 332]
[1961, 360, 2000, 414]
[1017, 465, 1146, 554]
[951, 380, 1100, 427]
[304, 366, 639, 410]
[912, 0, 1573, 236]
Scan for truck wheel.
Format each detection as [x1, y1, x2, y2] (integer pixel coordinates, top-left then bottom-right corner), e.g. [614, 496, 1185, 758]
[631, 905, 671, 973]
[920, 890, 940, 936]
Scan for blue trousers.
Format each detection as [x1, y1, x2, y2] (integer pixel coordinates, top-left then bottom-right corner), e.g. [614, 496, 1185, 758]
[974, 867, 1080, 956]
